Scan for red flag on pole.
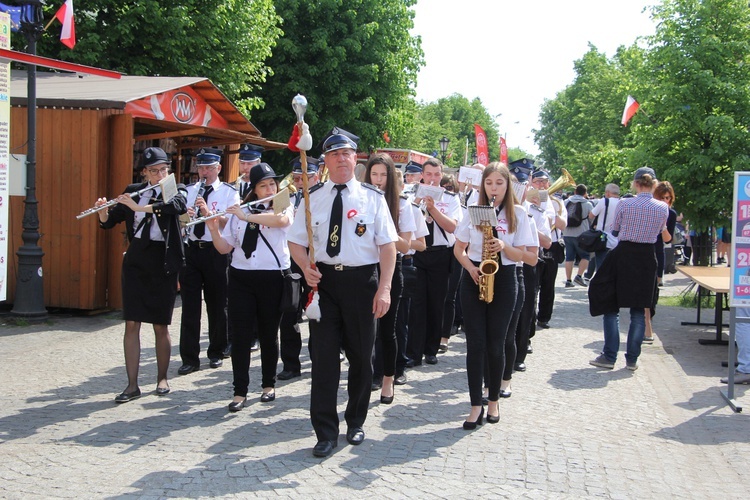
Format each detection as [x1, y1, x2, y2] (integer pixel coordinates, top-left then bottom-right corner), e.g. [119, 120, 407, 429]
[499, 136, 508, 165]
[474, 123, 489, 165]
[54, 0, 76, 49]
[621, 95, 639, 126]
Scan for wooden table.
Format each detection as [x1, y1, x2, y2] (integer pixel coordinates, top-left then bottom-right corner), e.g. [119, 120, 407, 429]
[677, 265, 730, 345]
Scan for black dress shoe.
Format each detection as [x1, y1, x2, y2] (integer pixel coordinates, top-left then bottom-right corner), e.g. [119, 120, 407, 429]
[425, 355, 438, 365]
[155, 386, 170, 396]
[394, 374, 407, 385]
[486, 412, 500, 424]
[346, 427, 365, 445]
[405, 358, 421, 368]
[277, 370, 301, 381]
[260, 391, 276, 403]
[177, 364, 199, 375]
[380, 392, 394, 405]
[312, 440, 337, 457]
[438, 343, 448, 353]
[514, 362, 526, 372]
[222, 344, 232, 358]
[115, 388, 141, 404]
[537, 321, 550, 329]
[228, 398, 246, 412]
[499, 388, 512, 398]
[527, 344, 534, 354]
[209, 358, 223, 369]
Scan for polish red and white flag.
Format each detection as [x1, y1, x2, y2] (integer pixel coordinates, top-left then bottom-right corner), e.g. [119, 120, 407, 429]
[621, 95, 639, 126]
[54, 0, 76, 49]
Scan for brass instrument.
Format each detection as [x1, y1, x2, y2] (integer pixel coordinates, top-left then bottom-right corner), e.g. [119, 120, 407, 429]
[471, 197, 499, 303]
[545, 168, 575, 228]
[279, 172, 297, 194]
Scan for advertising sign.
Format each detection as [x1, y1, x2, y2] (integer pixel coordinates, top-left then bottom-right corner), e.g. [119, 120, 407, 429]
[0, 12, 10, 301]
[730, 172, 750, 306]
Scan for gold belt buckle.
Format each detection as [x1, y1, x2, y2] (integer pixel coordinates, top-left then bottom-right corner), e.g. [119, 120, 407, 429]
[334, 264, 344, 271]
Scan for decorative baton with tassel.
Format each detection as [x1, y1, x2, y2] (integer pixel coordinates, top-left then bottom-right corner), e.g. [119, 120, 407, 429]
[290, 95, 320, 321]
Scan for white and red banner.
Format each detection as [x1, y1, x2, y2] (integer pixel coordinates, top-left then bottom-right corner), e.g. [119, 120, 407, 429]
[54, 0, 75, 49]
[499, 136, 508, 165]
[621, 95, 640, 126]
[125, 86, 229, 129]
[474, 123, 489, 166]
[0, 12, 9, 300]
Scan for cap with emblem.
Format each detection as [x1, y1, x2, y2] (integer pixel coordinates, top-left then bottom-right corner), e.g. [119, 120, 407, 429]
[321, 127, 360, 153]
[634, 166, 656, 180]
[239, 144, 264, 162]
[142, 147, 169, 168]
[195, 147, 223, 166]
[509, 158, 534, 183]
[291, 156, 319, 174]
[531, 168, 549, 180]
[248, 162, 282, 189]
[404, 160, 423, 174]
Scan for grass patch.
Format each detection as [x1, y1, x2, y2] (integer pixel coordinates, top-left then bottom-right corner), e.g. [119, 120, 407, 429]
[659, 292, 715, 309]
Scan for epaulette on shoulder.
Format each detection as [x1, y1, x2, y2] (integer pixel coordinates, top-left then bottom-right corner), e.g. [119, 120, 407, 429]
[400, 193, 409, 201]
[411, 201, 421, 209]
[531, 204, 545, 213]
[362, 182, 384, 195]
[443, 190, 457, 197]
[309, 182, 325, 194]
[222, 182, 238, 191]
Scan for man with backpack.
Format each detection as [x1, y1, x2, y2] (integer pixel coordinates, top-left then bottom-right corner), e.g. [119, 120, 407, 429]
[562, 184, 594, 287]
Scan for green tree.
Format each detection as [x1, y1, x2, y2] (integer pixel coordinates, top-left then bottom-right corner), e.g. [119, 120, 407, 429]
[33, 1, 282, 110]
[251, 0, 423, 157]
[631, 0, 750, 230]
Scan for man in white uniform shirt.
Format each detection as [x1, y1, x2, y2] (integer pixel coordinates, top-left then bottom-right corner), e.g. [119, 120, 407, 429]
[288, 128, 398, 458]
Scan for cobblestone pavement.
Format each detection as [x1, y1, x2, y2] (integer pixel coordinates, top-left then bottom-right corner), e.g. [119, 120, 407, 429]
[1, 269, 749, 499]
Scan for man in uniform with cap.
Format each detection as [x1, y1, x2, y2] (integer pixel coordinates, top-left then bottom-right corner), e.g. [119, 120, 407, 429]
[178, 147, 240, 375]
[236, 144, 263, 200]
[403, 160, 423, 189]
[288, 128, 398, 458]
[277, 156, 321, 381]
[531, 168, 567, 329]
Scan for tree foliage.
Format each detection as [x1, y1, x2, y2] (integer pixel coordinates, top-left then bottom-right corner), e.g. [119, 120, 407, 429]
[251, 0, 423, 154]
[30, 1, 282, 110]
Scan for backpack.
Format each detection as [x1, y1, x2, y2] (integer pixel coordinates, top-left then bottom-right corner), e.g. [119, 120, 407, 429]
[566, 200, 584, 228]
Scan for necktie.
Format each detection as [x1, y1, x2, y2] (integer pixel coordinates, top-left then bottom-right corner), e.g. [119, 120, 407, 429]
[140, 189, 155, 241]
[326, 185, 346, 257]
[241, 204, 264, 258]
[193, 185, 214, 239]
[240, 182, 249, 200]
[426, 220, 434, 247]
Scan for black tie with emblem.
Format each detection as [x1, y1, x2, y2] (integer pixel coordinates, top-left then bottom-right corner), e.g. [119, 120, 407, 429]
[241, 205, 264, 258]
[326, 185, 346, 257]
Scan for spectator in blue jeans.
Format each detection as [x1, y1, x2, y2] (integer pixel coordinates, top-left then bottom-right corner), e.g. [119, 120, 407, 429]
[562, 184, 594, 287]
[588, 167, 668, 371]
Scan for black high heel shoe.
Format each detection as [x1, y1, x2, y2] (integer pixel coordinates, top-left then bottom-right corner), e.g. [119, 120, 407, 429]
[486, 407, 500, 424]
[463, 407, 484, 430]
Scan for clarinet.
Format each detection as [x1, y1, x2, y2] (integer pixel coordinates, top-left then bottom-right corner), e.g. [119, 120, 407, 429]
[183, 177, 207, 243]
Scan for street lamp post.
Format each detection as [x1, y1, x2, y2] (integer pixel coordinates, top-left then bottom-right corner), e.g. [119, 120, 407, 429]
[438, 136, 450, 164]
[12, 0, 47, 319]
[471, 152, 478, 165]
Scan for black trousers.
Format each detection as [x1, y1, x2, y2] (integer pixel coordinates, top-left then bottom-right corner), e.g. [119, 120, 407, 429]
[441, 251, 462, 339]
[514, 264, 538, 365]
[461, 265, 516, 406]
[537, 251, 560, 324]
[278, 259, 310, 373]
[407, 247, 452, 361]
[501, 266, 525, 381]
[228, 268, 283, 396]
[309, 264, 378, 442]
[395, 258, 417, 376]
[179, 243, 229, 366]
[373, 261, 404, 379]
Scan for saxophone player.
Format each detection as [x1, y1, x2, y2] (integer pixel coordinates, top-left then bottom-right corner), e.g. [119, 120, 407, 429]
[453, 163, 533, 429]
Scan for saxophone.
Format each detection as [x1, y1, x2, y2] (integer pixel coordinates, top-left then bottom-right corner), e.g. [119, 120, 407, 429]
[478, 199, 499, 303]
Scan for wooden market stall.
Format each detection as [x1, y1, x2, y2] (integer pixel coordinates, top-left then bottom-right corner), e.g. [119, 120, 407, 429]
[4, 70, 284, 311]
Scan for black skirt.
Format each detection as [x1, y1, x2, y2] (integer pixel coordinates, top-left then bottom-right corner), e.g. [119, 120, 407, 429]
[121, 238, 178, 325]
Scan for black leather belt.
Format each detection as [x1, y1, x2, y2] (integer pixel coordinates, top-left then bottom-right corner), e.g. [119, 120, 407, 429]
[402, 256, 413, 266]
[425, 245, 449, 252]
[317, 263, 376, 272]
[188, 240, 213, 249]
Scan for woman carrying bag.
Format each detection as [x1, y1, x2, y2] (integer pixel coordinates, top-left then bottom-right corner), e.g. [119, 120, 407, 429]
[207, 162, 293, 411]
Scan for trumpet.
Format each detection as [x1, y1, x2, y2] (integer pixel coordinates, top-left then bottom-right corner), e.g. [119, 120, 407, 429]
[76, 184, 156, 219]
[185, 188, 290, 227]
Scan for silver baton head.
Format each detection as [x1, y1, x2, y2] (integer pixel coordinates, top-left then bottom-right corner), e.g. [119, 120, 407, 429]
[292, 94, 307, 122]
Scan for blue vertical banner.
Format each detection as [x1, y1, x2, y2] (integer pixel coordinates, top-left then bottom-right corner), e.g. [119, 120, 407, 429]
[730, 172, 750, 306]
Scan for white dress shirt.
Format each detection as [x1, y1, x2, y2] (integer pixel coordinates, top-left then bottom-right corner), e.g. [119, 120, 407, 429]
[221, 205, 294, 270]
[186, 179, 240, 242]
